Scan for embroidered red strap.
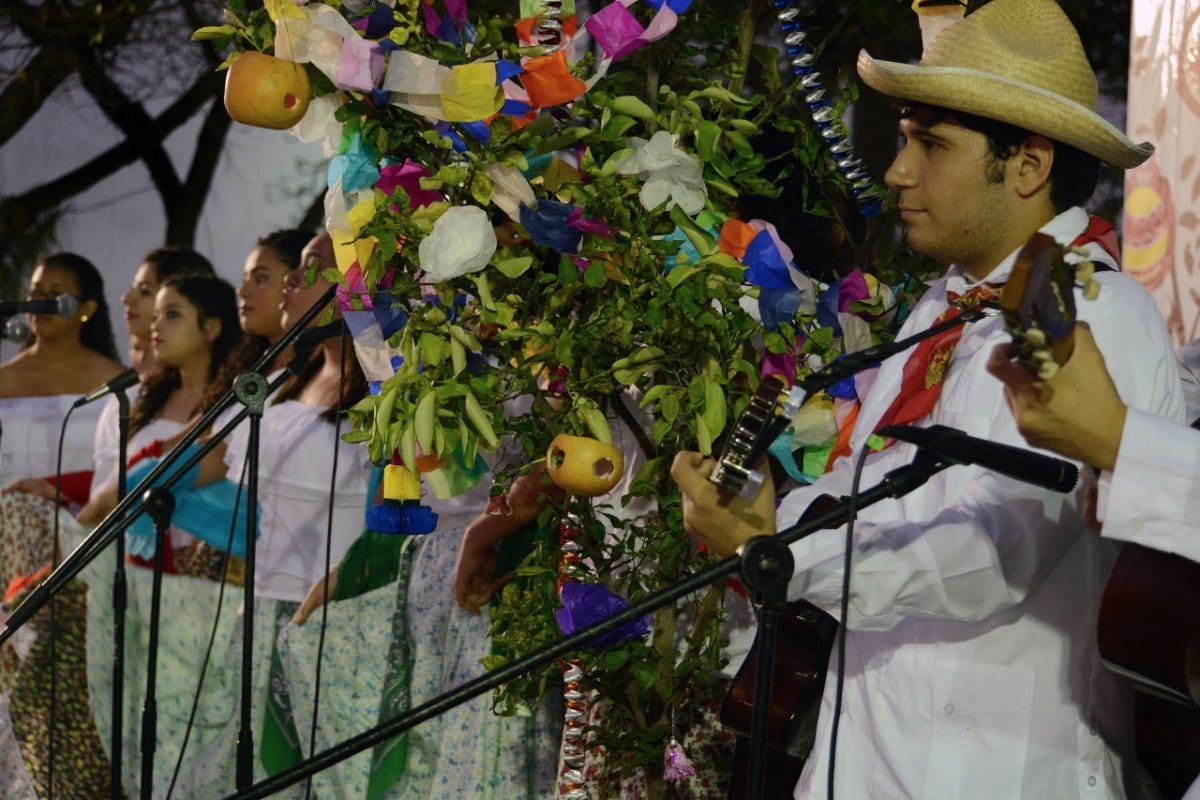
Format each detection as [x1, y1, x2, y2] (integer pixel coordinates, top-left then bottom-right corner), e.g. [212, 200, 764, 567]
[826, 284, 999, 469]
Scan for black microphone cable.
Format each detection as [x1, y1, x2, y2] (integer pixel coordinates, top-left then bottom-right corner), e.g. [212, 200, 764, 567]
[165, 455, 250, 800]
[305, 323, 349, 800]
[45, 403, 75, 799]
[826, 443, 872, 800]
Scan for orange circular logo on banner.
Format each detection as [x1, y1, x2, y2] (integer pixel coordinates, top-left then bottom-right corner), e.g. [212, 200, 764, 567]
[1123, 161, 1175, 291]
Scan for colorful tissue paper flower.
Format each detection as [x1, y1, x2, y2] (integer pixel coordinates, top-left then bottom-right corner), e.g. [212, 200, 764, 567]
[376, 159, 442, 209]
[659, 226, 701, 271]
[495, 60, 524, 84]
[761, 349, 796, 386]
[836, 269, 871, 312]
[566, 207, 613, 238]
[355, 4, 398, 38]
[486, 163, 537, 221]
[337, 262, 374, 311]
[718, 219, 756, 260]
[645, 0, 694, 12]
[520, 50, 588, 108]
[328, 132, 380, 192]
[441, 62, 503, 122]
[520, 199, 583, 253]
[555, 580, 651, 649]
[743, 229, 795, 290]
[758, 286, 802, 332]
[617, 131, 707, 215]
[337, 36, 385, 91]
[418, 205, 497, 282]
[584, 1, 646, 60]
[815, 283, 842, 335]
[373, 292, 408, 338]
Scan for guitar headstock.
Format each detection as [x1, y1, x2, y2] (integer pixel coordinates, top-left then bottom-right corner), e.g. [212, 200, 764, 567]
[709, 375, 803, 499]
[1000, 232, 1096, 380]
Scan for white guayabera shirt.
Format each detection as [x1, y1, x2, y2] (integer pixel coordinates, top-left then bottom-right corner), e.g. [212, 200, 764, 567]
[725, 208, 1186, 800]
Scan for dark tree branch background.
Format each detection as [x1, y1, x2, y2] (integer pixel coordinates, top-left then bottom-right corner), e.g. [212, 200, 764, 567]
[0, 0, 1132, 299]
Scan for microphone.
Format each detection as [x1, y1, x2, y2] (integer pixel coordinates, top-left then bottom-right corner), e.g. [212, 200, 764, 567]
[2, 316, 29, 343]
[878, 424, 1079, 493]
[73, 368, 140, 409]
[0, 295, 80, 318]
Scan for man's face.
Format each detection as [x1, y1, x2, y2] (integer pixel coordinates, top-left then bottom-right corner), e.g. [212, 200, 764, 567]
[885, 116, 1014, 277]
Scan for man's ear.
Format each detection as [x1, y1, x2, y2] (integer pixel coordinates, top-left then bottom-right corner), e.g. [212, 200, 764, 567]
[1013, 134, 1055, 198]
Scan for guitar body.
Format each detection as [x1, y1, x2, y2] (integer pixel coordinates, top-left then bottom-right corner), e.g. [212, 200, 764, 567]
[1098, 541, 1200, 797]
[719, 495, 841, 799]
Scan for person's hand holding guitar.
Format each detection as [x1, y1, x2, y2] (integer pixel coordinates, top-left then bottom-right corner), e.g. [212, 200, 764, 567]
[988, 232, 1125, 471]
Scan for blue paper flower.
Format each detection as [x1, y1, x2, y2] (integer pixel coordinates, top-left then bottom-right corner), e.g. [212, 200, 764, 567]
[555, 580, 651, 649]
[758, 286, 801, 332]
[519, 199, 583, 253]
[327, 131, 381, 192]
[743, 229, 795, 289]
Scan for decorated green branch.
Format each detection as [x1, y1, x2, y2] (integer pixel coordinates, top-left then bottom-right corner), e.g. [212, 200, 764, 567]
[197, 0, 936, 793]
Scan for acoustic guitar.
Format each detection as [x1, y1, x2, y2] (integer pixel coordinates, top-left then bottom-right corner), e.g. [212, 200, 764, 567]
[709, 375, 838, 799]
[1003, 233, 1200, 798]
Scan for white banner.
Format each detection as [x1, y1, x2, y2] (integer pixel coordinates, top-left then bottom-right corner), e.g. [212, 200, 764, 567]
[1124, 1, 1200, 346]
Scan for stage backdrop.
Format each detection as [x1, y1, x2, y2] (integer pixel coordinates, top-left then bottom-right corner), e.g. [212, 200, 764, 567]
[1125, 0, 1200, 346]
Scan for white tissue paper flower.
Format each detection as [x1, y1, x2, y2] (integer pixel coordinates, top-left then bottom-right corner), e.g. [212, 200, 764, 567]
[419, 205, 497, 282]
[615, 130, 707, 215]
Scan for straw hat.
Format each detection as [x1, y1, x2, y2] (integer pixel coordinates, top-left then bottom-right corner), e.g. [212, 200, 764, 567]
[857, 0, 1153, 169]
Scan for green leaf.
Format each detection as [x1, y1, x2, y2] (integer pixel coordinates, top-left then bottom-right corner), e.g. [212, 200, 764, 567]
[493, 256, 534, 278]
[665, 265, 700, 289]
[470, 171, 494, 205]
[701, 382, 727, 441]
[726, 130, 755, 159]
[603, 647, 632, 671]
[633, 658, 659, 692]
[191, 24, 237, 41]
[695, 120, 721, 162]
[435, 165, 469, 186]
[582, 261, 608, 288]
[609, 95, 656, 120]
[601, 114, 638, 141]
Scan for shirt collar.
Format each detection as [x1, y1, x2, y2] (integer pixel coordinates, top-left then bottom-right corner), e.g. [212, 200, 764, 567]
[940, 206, 1090, 298]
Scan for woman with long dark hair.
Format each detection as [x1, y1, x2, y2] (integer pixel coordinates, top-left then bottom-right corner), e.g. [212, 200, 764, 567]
[0, 252, 124, 504]
[0, 252, 125, 797]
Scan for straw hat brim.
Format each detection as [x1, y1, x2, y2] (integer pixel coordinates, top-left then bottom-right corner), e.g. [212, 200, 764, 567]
[857, 50, 1153, 169]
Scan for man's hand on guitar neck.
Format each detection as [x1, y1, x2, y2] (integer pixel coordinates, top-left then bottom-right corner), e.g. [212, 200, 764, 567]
[987, 322, 1126, 472]
[670, 451, 778, 557]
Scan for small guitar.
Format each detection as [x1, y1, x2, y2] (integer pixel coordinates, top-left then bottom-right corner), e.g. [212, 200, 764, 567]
[998, 231, 1093, 380]
[708, 376, 839, 799]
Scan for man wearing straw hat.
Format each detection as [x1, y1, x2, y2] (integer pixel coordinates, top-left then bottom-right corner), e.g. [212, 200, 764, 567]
[672, 0, 1186, 797]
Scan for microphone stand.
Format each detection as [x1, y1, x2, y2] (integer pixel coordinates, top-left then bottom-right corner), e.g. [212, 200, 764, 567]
[110, 388, 131, 800]
[800, 305, 994, 395]
[226, 451, 958, 800]
[0, 284, 335, 648]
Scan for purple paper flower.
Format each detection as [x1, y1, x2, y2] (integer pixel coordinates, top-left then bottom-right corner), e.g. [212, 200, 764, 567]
[555, 580, 651, 649]
[836, 268, 871, 312]
[376, 159, 442, 209]
[566, 207, 613, 238]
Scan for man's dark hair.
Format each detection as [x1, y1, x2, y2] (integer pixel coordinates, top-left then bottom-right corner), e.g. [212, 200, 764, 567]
[897, 102, 1101, 211]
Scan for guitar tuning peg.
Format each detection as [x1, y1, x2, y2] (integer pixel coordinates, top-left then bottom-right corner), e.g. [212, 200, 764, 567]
[1023, 328, 1047, 348]
[1082, 279, 1100, 301]
[1036, 361, 1060, 380]
[1074, 260, 1095, 283]
[1030, 348, 1053, 365]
